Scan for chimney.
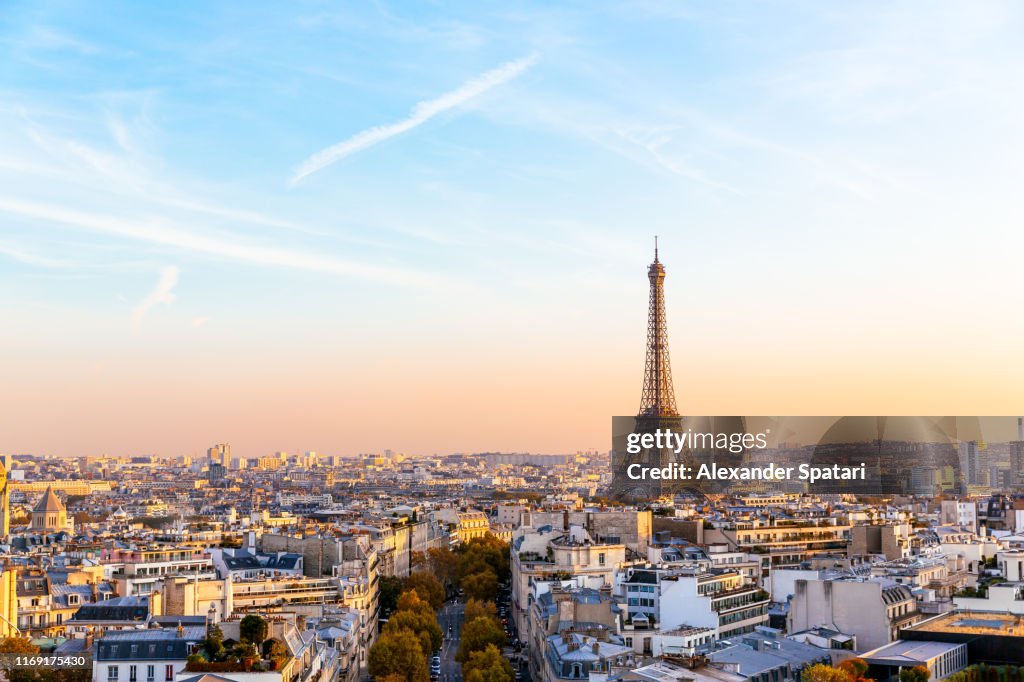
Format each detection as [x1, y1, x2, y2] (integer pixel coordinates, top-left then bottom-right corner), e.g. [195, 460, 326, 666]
[592, 642, 600, 654]
[176, 622, 184, 638]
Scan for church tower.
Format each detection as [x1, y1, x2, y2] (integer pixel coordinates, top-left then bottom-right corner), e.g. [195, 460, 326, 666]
[30, 486, 71, 533]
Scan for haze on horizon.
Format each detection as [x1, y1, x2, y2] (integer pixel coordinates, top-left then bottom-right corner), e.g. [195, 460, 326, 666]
[2, 2, 1024, 458]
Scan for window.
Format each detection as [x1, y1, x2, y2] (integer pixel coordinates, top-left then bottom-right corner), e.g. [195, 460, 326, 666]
[598, 553, 605, 566]
[130, 666, 137, 682]
[108, 667, 119, 681]
[165, 665, 173, 681]
[146, 666, 154, 682]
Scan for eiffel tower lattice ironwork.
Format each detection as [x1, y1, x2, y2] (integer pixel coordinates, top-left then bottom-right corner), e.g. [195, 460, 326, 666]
[638, 236, 678, 421]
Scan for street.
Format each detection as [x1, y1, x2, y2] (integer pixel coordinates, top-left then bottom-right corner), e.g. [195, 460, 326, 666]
[437, 600, 465, 682]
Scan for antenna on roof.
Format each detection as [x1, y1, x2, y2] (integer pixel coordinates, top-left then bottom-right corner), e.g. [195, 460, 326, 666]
[654, 235, 659, 262]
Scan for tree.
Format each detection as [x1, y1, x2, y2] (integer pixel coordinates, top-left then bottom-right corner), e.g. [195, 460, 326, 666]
[900, 667, 930, 682]
[463, 644, 514, 682]
[802, 664, 853, 682]
[369, 628, 429, 682]
[458, 536, 510, 583]
[203, 623, 226, 660]
[0, 638, 40, 654]
[457, 615, 506, 663]
[397, 589, 431, 614]
[405, 572, 445, 611]
[838, 659, 869, 681]
[262, 638, 288, 662]
[0, 637, 89, 682]
[384, 605, 443, 656]
[462, 570, 498, 603]
[426, 547, 458, 585]
[239, 614, 268, 647]
[380, 575, 404, 618]
[0, 637, 40, 682]
[464, 599, 498, 625]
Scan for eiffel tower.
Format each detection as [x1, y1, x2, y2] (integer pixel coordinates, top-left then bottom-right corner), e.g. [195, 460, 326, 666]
[611, 238, 687, 500]
[638, 237, 679, 429]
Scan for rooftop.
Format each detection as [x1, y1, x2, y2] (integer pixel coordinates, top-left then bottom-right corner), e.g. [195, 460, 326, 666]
[908, 611, 1024, 636]
[861, 640, 965, 663]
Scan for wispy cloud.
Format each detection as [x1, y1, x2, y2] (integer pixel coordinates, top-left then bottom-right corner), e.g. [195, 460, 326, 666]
[132, 265, 179, 326]
[289, 53, 539, 185]
[0, 242, 71, 268]
[192, 316, 210, 327]
[0, 196, 441, 287]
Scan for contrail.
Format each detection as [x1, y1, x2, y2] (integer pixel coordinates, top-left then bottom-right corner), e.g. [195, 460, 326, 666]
[290, 54, 539, 186]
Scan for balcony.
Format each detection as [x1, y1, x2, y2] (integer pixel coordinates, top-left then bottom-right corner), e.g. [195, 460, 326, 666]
[712, 593, 770, 614]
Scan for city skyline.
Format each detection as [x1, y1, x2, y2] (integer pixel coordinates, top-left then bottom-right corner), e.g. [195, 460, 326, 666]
[3, 2, 1024, 457]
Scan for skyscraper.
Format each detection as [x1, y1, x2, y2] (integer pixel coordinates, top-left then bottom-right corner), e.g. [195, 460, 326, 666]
[207, 443, 231, 467]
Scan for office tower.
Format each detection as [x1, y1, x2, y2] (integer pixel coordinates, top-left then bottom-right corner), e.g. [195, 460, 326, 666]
[207, 443, 231, 466]
[959, 440, 979, 490]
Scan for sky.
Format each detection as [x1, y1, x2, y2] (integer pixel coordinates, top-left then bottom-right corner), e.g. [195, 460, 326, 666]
[2, 1, 1024, 458]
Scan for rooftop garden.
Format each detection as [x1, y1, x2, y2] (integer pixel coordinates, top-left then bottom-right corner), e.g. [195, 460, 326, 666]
[185, 615, 290, 673]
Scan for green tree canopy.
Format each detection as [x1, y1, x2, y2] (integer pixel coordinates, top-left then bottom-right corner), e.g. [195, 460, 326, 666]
[239, 614, 268, 647]
[203, 622, 226, 660]
[262, 638, 288, 662]
[380, 575, 404, 618]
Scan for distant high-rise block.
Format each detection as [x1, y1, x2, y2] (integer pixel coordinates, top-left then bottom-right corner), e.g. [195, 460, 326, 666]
[207, 443, 231, 466]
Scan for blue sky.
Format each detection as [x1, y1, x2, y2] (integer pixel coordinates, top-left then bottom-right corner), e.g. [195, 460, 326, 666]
[2, 1, 1023, 456]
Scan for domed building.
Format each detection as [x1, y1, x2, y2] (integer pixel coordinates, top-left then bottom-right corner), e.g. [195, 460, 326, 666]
[29, 486, 73, 533]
